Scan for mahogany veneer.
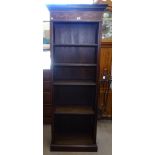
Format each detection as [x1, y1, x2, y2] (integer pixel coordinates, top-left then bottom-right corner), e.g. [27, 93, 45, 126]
[47, 4, 108, 152]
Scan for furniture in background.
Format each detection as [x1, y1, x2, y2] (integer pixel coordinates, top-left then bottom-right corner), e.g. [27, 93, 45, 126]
[98, 68, 112, 119]
[47, 4, 107, 152]
[99, 42, 112, 118]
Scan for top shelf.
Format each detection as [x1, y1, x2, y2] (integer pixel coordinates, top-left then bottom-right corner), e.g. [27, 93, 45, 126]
[53, 44, 98, 47]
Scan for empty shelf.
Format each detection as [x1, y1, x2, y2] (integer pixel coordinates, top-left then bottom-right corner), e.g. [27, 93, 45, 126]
[53, 44, 98, 47]
[53, 81, 96, 85]
[54, 105, 94, 115]
[54, 133, 94, 145]
[53, 63, 97, 67]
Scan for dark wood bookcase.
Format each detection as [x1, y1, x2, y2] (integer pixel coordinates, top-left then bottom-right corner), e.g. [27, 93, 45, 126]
[47, 4, 107, 152]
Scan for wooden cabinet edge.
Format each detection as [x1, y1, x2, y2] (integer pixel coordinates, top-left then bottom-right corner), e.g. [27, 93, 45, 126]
[101, 41, 112, 47]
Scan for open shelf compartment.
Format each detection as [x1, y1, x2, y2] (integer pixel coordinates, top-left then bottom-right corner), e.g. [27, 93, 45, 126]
[53, 46, 97, 64]
[53, 66, 96, 82]
[53, 22, 99, 44]
[53, 85, 96, 106]
[52, 115, 96, 145]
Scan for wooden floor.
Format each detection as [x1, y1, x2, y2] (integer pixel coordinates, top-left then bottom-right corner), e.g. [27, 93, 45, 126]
[43, 120, 112, 155]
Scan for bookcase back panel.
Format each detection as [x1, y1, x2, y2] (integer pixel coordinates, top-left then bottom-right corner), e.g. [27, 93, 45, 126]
[54, 47, 97, 64]
[54, 23, 98, 44]
[53, 66, 96, 81]
[54, 115, 94, 133]
[54, 85, 96, 105]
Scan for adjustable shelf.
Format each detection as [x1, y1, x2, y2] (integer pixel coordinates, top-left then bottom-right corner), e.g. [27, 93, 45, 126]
[54, 105, 94, 115]
[53, 81, 96, 86]
[53, 63, 97, 67]
[53, 44, 98, 47]
[50, 20, 102, 23]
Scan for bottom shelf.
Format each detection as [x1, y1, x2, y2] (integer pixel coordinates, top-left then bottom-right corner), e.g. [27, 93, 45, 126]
[50, 144, 97, 152]
[51, 133, 97, 152]
[55, 133, 93, 145]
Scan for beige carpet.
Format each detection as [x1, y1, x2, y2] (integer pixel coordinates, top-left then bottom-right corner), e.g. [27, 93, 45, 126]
[43, 120, 112, 155]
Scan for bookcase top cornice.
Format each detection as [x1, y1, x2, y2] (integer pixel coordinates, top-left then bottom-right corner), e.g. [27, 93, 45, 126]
[47, 4, 108, 11]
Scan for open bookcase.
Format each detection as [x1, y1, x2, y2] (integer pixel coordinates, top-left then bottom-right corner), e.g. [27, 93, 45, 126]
[47, 4, 107, 152]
